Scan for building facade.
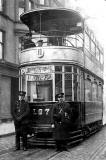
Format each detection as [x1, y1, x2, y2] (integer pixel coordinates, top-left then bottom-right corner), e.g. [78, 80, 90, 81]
[0, 0, 65, 123]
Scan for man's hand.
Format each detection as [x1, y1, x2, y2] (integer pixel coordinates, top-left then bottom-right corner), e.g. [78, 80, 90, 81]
[51, 124, 55, 128]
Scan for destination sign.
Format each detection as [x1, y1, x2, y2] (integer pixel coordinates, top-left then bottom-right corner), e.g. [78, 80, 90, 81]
[21, 65, 53, 74]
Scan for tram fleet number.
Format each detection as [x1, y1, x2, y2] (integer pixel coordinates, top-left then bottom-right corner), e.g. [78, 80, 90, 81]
[33, 108, 50, 116]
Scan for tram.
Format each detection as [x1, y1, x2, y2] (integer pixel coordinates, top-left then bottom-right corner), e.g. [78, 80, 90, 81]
[19, 8, 104, 145]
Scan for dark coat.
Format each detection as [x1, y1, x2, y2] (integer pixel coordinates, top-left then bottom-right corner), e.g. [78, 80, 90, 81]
[12, 100, 30, 127]
[52, 101, 73, 140]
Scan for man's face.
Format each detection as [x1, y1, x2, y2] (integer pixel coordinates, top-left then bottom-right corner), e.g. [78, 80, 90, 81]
[19, 95, 25, 100]
[58, 96, 64, 103]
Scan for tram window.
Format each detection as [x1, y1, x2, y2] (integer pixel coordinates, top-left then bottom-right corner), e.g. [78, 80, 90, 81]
[73, 66, 77, 73]
[22, 77, 26, 92]
[37, 81, 52, 101]
[74, 74, 78, 101]
[27, 80, 52, 102]
[55, 66, 62, 72]
[85, 80, 92, 101]
[92, 83, 97, 101]
[65, 74, 72, 101]
[55, 74, 62, 98]
[98, 85, 102, 101]
[80, 73, 84, 101]
[65, 66, 72, 72]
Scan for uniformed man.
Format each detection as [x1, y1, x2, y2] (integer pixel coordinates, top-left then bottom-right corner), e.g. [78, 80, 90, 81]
[23, 33, 36, 49]
[12, 91, 30, 151]
[37, 40, 43, 46]
[51, 93, 72, 151]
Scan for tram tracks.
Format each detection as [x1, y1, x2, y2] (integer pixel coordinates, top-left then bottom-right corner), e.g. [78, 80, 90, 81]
[0, 146, 60, 160]
[88, 142, 106, 160]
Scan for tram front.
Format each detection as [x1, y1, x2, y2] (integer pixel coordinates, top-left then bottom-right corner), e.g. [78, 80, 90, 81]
[19, 8, 83, 145]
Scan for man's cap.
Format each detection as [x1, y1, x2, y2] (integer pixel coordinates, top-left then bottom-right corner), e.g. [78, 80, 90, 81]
[18, 91, 26, 96]
[55, 93, 64, 99]
[38, 40, 43, 42]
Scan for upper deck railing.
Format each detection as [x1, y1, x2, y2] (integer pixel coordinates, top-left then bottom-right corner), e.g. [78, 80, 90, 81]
[20, 33, 83, 51]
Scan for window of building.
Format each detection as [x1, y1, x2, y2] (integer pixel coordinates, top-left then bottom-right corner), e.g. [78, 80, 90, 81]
[29, 0, 34, 10]
[18, 36, 23, 51]
[39, 0, 44, 5]
[0, 0, 3, 11]
[45, 0, 50, 6]
[0, 31, 4, 59]
[19, 0, 25, 20]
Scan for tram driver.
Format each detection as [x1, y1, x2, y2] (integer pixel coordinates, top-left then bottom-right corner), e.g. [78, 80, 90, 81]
[37, 40, 43, 47]
[12, 91, 30, 151]
[51, 93, 72, 151]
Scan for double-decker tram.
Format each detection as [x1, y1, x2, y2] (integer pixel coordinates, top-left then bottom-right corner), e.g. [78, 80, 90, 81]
[19, 8, 104, 145]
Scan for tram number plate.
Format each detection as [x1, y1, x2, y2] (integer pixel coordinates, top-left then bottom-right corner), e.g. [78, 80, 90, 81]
[33, 108, 50, 116]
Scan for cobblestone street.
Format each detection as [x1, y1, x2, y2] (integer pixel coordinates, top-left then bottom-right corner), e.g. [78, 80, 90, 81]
[1, 126, 106, 160]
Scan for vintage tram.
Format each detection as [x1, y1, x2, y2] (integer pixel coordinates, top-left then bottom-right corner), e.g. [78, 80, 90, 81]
[19, 8, 103, 145]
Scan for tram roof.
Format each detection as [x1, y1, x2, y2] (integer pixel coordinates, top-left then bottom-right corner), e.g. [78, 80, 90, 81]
[20, 8, 83, 35]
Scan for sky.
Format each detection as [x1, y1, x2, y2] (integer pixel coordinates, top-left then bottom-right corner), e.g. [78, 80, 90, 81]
[65, 0, 106, 47]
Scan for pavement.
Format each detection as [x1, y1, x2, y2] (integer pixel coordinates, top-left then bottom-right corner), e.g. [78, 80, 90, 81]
[0, 121, 15, 137]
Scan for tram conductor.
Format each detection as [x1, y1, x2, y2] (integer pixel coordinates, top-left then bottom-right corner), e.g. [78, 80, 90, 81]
[12, 91, 30, 151]
[51, 93, 72, 151]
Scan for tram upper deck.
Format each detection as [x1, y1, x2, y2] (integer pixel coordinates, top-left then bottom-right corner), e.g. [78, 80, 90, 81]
[20, 8, 103, 79]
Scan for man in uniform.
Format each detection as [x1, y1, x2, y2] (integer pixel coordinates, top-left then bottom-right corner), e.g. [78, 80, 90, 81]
[12, 91, 30, 151]
[51, 93, 72, 151]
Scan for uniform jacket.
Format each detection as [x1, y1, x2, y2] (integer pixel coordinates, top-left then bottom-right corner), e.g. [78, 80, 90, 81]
[51, 101, 73, 140]
[12, 100, 30, 125]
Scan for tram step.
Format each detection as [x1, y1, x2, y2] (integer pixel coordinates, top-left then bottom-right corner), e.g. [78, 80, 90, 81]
[68, 138, 83, 146]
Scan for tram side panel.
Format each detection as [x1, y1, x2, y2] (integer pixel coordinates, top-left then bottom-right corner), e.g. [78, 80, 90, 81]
[84, 101, 103, 125]
[28, 101, 103, 140]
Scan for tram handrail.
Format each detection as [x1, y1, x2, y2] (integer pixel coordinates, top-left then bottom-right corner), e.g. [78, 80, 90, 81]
[20, 34, 83, 50]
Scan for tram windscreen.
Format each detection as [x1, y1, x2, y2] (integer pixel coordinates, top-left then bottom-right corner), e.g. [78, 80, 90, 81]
[27, 80, 52, 102]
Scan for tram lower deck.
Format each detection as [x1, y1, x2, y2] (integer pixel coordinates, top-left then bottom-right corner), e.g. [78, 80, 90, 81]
[28, 101, 103, 145]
